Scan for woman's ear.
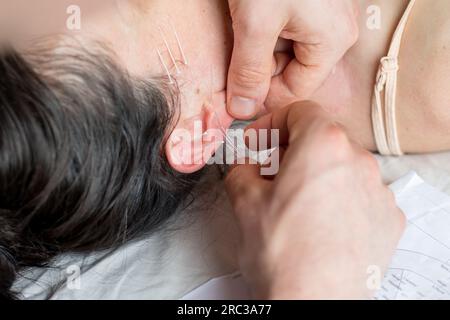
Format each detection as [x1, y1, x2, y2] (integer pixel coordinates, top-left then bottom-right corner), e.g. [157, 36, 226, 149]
[165, 92, 234, 174]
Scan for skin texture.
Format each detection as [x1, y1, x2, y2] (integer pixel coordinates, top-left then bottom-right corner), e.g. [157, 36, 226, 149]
[225, 101, 405, 299]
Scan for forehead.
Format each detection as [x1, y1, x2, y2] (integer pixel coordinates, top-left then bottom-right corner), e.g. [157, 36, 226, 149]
[0, 1, 119, 45]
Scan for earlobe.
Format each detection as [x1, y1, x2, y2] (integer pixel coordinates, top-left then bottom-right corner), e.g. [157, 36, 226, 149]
[165, 115, 211, 174]
[165, 94, 234, 174]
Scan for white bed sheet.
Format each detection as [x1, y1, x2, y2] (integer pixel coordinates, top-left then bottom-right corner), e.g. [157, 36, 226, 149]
[13, 151, 450, 299]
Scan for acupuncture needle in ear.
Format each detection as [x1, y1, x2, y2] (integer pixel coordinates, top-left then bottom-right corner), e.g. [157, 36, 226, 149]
[158, 26, 181, 74]
[210, 109, 236, 148]
[208, 66, 240, 156]
[209, 106, 242, 160]
[210, 112, 243, 166]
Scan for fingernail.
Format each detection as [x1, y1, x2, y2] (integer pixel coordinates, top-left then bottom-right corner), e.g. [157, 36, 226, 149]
[229, 96, 257, 119]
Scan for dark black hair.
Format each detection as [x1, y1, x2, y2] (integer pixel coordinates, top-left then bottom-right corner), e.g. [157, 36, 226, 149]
[0, 42, 201, 299]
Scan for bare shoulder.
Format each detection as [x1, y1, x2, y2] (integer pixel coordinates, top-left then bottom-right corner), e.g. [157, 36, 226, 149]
[415, 0, 450, 97]
[403, 0, 450, 93]
[418, 0, 450, 69]
[397, 0, 450, 152]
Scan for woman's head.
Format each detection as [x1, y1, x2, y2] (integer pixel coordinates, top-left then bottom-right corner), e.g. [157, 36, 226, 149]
[0, 42, 203, 299]
[0, 0, 235, 299]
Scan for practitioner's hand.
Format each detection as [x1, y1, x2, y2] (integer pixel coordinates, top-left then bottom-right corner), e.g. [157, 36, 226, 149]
[226, 0, 359, 119]
[225, 101, 405, 299]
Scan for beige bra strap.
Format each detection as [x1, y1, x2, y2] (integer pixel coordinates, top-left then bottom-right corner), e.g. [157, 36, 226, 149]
[372, 0, 416, 156]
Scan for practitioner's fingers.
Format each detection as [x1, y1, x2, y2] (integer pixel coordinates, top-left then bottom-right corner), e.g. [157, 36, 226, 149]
[259, 146, 286, 180]
[226, 1, 283, 120]
[244, 101, 328, 151]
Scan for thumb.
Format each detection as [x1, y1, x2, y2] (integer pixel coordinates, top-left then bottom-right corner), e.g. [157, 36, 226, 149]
[227, 6, 280, 120]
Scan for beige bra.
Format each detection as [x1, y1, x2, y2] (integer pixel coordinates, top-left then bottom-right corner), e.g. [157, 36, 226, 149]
[371, 0, 416, 156]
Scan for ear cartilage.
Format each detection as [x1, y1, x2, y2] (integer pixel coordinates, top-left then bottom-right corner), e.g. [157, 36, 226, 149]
[208, 94, 238, 155]
[210, 107, 241, 158]
[158, 26, 181, 74]
[156, 49, 174, 84]
[207, 67, 241, 160]
[208, 108, 245, 168]
[169, 21, 188, 66]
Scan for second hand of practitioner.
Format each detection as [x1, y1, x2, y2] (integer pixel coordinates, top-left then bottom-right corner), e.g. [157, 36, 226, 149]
[225, 101, 406, 299]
